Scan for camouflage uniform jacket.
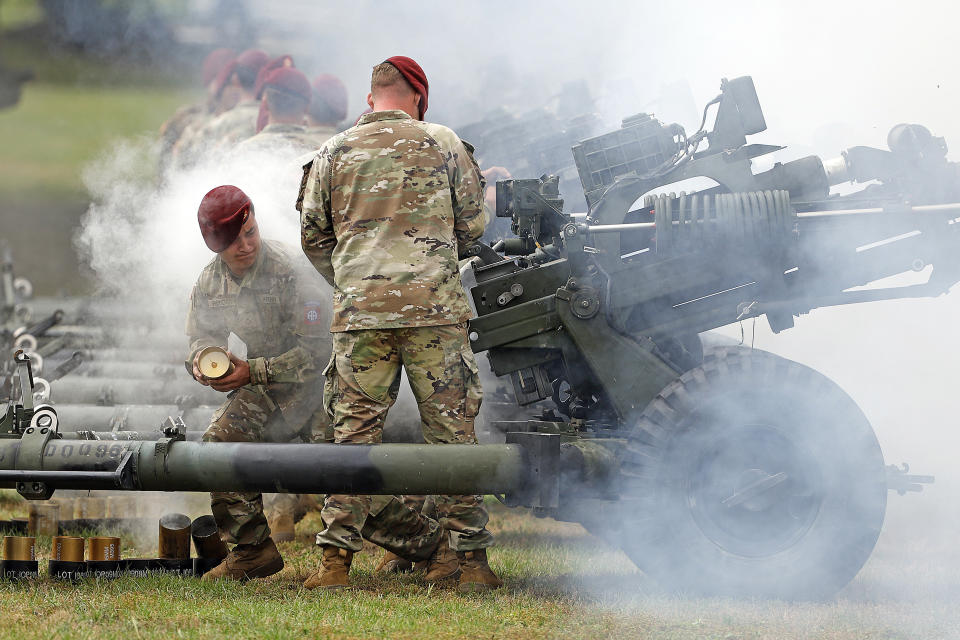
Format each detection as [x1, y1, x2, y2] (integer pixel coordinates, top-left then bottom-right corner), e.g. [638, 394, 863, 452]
[175, 101, 259, 168]
[159, 102, 209, 174]
[298, 109, 486, 332]
[306, 123, 341, 145]
[233, 122, 326, 159]
[185, 239, 332, 425]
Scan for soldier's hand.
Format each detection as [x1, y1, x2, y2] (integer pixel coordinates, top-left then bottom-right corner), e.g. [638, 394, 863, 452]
[209, 352, 251, 392]
[192, 353, 210, 386]
[481, 166, 511, 212]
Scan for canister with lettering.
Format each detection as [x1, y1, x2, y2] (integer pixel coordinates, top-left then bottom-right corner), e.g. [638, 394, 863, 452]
[49, 536, 86, 580]
[87, 536, 122, 578]
[1, 536, 38, 580]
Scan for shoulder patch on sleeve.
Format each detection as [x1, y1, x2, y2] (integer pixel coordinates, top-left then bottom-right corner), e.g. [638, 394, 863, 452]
[303, 300, 324, 325]
[296, 160, 314, 213]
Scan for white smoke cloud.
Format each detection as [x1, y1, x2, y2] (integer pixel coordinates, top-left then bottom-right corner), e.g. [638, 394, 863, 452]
[66, 0, 960, 604]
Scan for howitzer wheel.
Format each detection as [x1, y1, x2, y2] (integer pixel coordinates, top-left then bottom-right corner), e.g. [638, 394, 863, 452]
[617, 346, 887, 599]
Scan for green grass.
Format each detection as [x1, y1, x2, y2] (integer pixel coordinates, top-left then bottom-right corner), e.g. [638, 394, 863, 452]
[0, 82, 192, 198]
[1, 494, 958, 639]
[0, 0, 43, 31]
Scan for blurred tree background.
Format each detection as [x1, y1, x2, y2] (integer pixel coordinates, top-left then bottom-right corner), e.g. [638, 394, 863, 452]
[0, 0, 243, 293]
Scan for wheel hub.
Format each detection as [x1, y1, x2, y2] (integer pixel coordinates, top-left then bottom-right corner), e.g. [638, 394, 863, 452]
[685, 424, 823, 557]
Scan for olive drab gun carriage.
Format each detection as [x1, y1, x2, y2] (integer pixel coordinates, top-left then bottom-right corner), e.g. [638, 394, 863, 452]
[0, 76, 952, 598]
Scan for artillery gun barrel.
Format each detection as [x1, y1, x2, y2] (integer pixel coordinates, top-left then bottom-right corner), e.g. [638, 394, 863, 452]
[46, 326, 185, 348]
[0, 440, 528, 495]
[80, 348, 184, 362]
[72, 361, 181, 379]
[584, 201, 960, 234]
[48, 404, 217, 430]
[46, 377, 222, 405]
[57, 429, 204, 441]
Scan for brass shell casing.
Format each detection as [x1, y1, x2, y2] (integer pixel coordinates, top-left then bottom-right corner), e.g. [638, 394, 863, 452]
[191, 515, 228, 561]
[52, 536, 85, 562]
[88, 537, 121, 561]
[197, 346, 233, 379]
[3, 536, 36, 561]
[158, 513, 192, 559]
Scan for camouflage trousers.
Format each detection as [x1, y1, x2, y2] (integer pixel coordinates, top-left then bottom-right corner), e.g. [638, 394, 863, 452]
[204, 386, 443, 560]
[317, 323, 494, 552]
[203, 386, 330, 546]
[262, 409, 332, 518]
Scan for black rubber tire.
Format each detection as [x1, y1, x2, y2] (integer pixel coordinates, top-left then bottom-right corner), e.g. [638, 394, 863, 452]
[618, 346, 887, 599]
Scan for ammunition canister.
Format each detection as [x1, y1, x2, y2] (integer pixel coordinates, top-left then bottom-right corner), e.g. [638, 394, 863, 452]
[158, 513, 191, 559]
[49, 536, 85, 581]
[27, 503, 59, 536]
[52, 536, 85, 562]
[74, 497, 107, 519]
[197, 346, 233, 379]
[191, 515, 228, 561]
[1, 536, 38, 580]
[2, 536, 35, 561]
[88, 536, 121, 561]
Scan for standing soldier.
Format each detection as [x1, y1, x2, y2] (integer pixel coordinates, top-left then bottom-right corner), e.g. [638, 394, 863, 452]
[298, 56, 502, 592]
[234, 67, 326, 157]
[159, 47, 235, 178]
[174, 49, 269, 169]
[189, 185, 457, 583]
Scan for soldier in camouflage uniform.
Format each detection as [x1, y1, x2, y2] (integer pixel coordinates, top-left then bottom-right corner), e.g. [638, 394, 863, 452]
[158, 48, 235, 180]
[232, 65, 331, 540]
[189, 184, 455, 582]
[173, 49, 269, 170]
[234, 67, 327, 159]
[299, 56, 502, 592]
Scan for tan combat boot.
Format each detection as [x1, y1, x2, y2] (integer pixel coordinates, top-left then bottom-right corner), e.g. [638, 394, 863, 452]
[423, 533, 460, 583]
[267, 507, 296, 543]
[200, 538, 284, 582]
[303, 546, 353, 590]
[294, 494, 319, 523]
[457, 549, 503, 593]
[374, 550, 412, 574]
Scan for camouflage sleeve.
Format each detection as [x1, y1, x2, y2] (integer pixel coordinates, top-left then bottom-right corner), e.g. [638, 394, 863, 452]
[298, 152, 337, 286]
[247, 271, 332, 385]
[449, 138, 487, 249]
[184, 284, 227, 373]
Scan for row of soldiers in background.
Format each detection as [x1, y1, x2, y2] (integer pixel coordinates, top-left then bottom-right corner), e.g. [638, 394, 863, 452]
[158, 48, 350, 179]
[155, 46, 612, 246]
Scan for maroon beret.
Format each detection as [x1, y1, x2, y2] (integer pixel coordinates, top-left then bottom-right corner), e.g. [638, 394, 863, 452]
[197, 185, 252, 252]
[384, 56, 428, 120]
[202, 48, 235, 86]
[255, 66, 310, 132]
[254, 54, 295, 100]
[212, 49, 269, 97]
[311, 74, 348, 122]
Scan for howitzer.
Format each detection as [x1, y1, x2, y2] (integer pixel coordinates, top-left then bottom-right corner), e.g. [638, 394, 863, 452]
[0, 77, 952, 599]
